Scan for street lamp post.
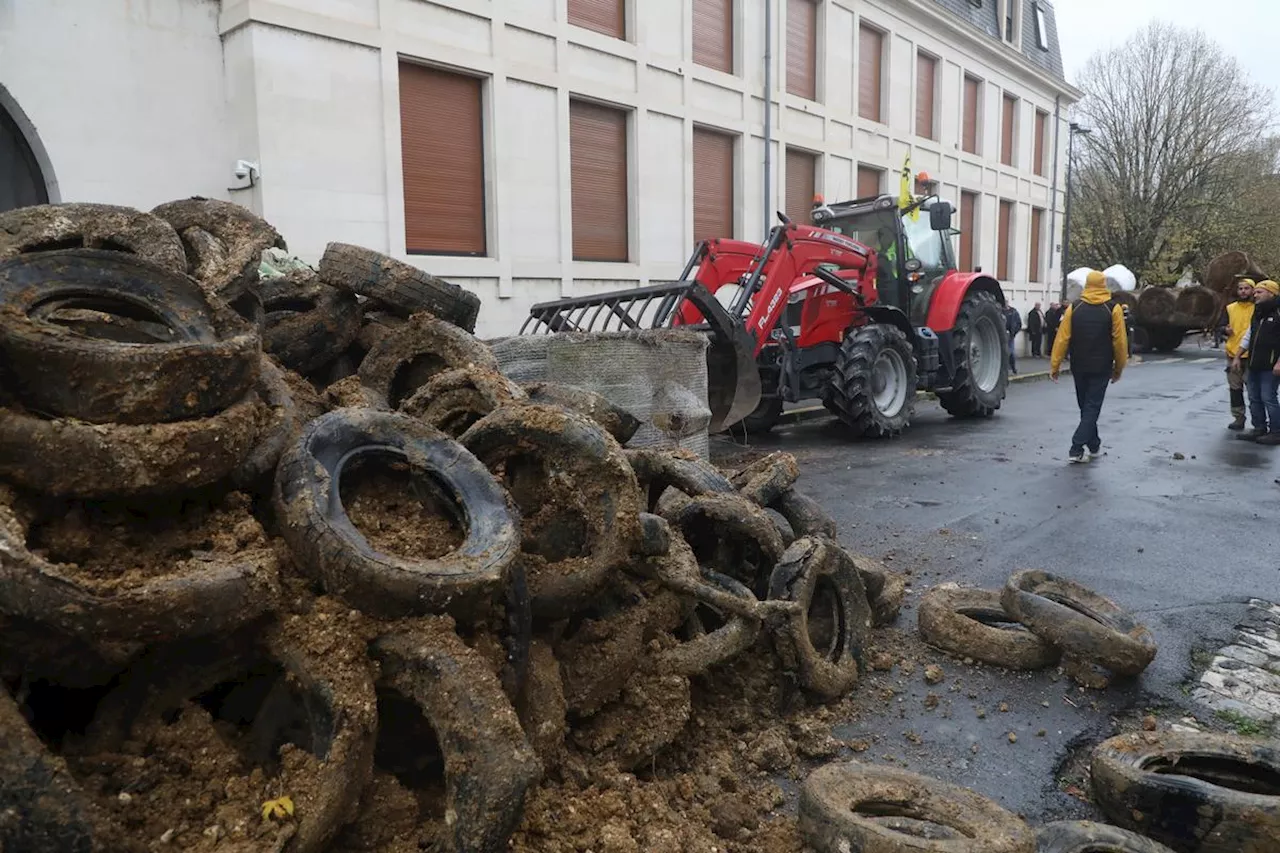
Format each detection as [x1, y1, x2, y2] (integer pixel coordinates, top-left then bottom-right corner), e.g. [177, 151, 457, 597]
[1060, 122, 1092, 301]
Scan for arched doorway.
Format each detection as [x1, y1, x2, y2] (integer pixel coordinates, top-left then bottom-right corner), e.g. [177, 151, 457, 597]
[0, 92, 50, 212]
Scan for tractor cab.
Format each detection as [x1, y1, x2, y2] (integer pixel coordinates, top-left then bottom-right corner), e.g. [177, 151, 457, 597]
[811, 194, 956, 327]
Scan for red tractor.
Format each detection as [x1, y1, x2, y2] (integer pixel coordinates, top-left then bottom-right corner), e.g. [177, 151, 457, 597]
[521, 193, 1010, 438]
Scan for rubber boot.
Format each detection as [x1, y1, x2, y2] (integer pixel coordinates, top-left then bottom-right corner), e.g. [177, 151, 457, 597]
[1229, 389, 1246, 430]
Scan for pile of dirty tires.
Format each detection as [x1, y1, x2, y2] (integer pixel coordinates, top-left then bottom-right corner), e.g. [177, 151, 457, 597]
[915, 570, 1158, 688]
[0, 200, 906, 853]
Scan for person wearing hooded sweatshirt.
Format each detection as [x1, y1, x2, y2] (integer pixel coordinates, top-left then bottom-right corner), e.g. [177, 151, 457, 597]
[1050, 270, 1128, 462]
[1232, 279, 1280, 444]
[1224, 278, 1256, 431]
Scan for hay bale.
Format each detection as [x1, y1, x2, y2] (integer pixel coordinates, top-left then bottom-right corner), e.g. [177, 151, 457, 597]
[1173, 286, 1221, 327]
[1204, 251, 1267, 300]
[1110, 290, 1138, 311]
[1136, 286, 1177, 325]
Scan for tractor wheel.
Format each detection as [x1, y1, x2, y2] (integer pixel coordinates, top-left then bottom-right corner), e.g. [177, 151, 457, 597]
[1149, 326, 1183, 352]
[823, 324, 916, 438]
[938, 290, 1009, 419]
[742, 396, 783, 434]
[1131, 325, 1151, 353]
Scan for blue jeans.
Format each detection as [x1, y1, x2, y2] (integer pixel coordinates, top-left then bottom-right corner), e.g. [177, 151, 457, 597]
[1071, 372, 1111, 454]
[1246, 369, 1280, 433]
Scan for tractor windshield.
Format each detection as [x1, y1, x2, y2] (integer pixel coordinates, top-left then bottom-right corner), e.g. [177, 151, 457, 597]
[901, 211, 951, 277]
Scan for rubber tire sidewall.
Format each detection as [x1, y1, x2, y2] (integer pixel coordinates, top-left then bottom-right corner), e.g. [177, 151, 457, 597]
[825, 323, 918, 438]
[938, 290, 1010, 418]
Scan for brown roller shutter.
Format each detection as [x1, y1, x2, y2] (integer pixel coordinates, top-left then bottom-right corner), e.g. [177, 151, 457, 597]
[857, 165, 882, 199]
[1033, 110, 1048, 176]
[1001, 94, 1017, 167]
[569, 0, 625, 39]
[570, 100, 629, 262]
[960, 191, 977, 272]
[858, 24, 883, 122]
[786, 0, 817, 100]
[915, 53, 936, 140]
[693, 127, 734, 241]
[400, 62, 485, 255]
[962, 76, 980, 154]
[1029, 207, 1043, 282]
[693, 0, 733, 73]
[997, 200, 1013, 280]
[785, 148, 816, 225]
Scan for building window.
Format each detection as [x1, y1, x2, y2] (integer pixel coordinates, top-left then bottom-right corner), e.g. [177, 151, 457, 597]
[785, 147, 817, 225]
[960, 191, 978, 272]
[962, 76, 981, 155]
[570, 100, 629, 262]
[858, 24, 884, 122]
[693, 0, 733, 74]
[857, 165, 883, 199]
[997, 199, 1013, 281]
[693, 127, 735, 241]
[1029, 206, 1044, 282]
[786, 0, 818, 101]
[1033, 4, 1049, 49]
[1003, 0, 1015, 42]
[1033, 110, 1048, 177]
[400, 63, 486, 256]
[1001, 93, 1018, 167]
[569, 0, 626, 40]
[915, 52, 937, 141]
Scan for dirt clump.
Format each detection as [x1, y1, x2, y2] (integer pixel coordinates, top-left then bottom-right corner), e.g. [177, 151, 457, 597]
[339, 459, 464, 560]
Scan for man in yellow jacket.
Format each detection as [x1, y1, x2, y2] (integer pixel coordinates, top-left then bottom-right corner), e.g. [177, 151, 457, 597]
[1224, 278, 1256, 430]
[1050, 270, 1129, 463]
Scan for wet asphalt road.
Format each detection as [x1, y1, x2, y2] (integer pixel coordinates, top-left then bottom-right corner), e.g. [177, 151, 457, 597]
[712, 350, 1280, 822]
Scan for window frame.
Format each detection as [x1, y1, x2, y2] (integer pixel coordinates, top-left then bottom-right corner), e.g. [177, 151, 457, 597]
[1033, 4, 1049, 50]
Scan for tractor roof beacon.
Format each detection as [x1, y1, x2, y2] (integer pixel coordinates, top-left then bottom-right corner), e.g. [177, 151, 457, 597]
[522, 192, 1009, 439]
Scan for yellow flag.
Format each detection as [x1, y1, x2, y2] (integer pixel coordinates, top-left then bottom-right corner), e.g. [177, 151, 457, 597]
[898, 153, 919, 221]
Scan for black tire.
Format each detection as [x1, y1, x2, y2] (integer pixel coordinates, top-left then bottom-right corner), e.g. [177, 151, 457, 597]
[1002, 570, 1157, 676]
[0, 250, 261, 425]
[825, 323, 918, 438]
[1149, 326, 1184, 353]
[668, 493, 786, 594]
[938, 290, 1010, 418]
[773, 487, 838, 539]
[260, 269, 363, 375]
[230, 357, 302, 488]
[318, 242, 481, 331]
[1035, 820, 1178, 853]
[657, 571, 762, 677]
[371, 623, 541, 853]
[729, 451, 800, 507]
[1132, 325, 1152, 353]
[766, 537, 873, 699]
[0, 202, 187, 275]
[1091, 731, 1280, 853]
[742, 395, 783, 434]
[358, 312, 498, 409]
[624, 448, 735, 513]
[151, 196, 286, 300]
[522, 381, 642, 445]
[274, 408, 520, 620]
[799, 762, 1036, 853]
[917, 586, 1061, 670]
[400, 366, 526, 437]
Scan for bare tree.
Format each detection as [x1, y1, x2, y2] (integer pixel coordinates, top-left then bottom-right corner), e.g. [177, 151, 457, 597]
[1069, 22, 1275, 283]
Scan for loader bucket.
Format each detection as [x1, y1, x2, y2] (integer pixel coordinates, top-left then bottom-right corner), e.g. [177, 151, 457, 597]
[521, 280, 762, 433]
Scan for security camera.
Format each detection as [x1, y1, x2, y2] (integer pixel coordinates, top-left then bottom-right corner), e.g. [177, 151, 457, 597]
[234, 159, 260, 180]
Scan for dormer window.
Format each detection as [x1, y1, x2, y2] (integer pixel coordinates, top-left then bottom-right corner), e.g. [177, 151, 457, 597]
[1033, 3, 1049, 49]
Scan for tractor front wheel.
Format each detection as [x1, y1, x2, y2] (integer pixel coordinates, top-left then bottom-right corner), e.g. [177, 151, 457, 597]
[742, 395, 783, 434]
[938, 291, 1009, 419]
[824, 324, 917, 438]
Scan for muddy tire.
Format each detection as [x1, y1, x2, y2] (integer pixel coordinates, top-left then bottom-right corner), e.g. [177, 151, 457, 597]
[461, 404, 643, 619]
[917, 585, 1060, 670]
[668, 493, 786, 594]
[624, 448, 734, 513]
[274, 408, 520, 620]
[1002, 570, 1156, 676]
[0, 202, 187, 275]
[359, 312, 498, 409]
[319, 242, 481, 331]
[230, 358, 302, 488]
[773, 487, 838, 539]
[260, 269, 362, 375]
[742, 395, 783, 434]
[767, 537, 873, 699]
[522, 381, 642, 444]
[1035, 821, 1178, 853]
[515, 639, 568, 771]
[151, 196, 286, 300]
[729, 451, 800, 507]
[824, 324, 917, 438]
[938, 290, 1009, 418]
[0, 250, 261, 424]
[400, 367, 526, 437]
[658, 571, 762, 677]
[372, 621, 541, 853]
[1091, 731, 1280, 853]
[799, 762, 1036, 853]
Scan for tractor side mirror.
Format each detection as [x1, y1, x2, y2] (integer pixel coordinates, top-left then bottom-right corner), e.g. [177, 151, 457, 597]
[930, 203, 954, 232]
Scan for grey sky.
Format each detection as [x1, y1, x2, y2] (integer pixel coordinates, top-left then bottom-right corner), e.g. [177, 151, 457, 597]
[1054, 0, 1278, 107]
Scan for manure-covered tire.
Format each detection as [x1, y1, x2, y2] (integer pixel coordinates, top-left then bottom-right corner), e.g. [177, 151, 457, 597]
[358, 312, 498, 409]
[260, 269, 362, 375]
[917, 585, 1060, 670]
[938, 290, 1009, 418]
[318, 242, 481, 331]
[824, 323, 917, 438]
[0, 202, 187, 275]
[151, 196, 286, 300]
[624, 448, 734, 513]
[729, 451, 800, 507]
[400, 367, 526, 437]
[773, 488, 838, 539]
[668, 493, 785, 594]
[522, 381, 641, 444]
[657, 571, 762, 677]
[1035, 821, 1178, 853]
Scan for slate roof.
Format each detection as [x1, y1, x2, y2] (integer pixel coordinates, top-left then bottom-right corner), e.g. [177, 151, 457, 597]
[932, 0, 1066, 79]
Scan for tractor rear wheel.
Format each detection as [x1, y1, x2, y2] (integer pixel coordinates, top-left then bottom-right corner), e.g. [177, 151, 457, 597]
[1148, 326, 1183, 352]
[938, 291, 1008, 419]
[824, 324, 916, 438]
[742, 396, 783, 434]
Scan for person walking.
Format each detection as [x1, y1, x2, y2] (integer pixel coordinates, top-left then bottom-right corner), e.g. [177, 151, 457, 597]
[1004, 303, 1023, 374]
[1050, 270, 1129, 463]
[1224, 278, 1256, 431]
[1026, 303, 1045, 358]
[1045, 302, 1064, 355]
[1233, 279, 1280, 444]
